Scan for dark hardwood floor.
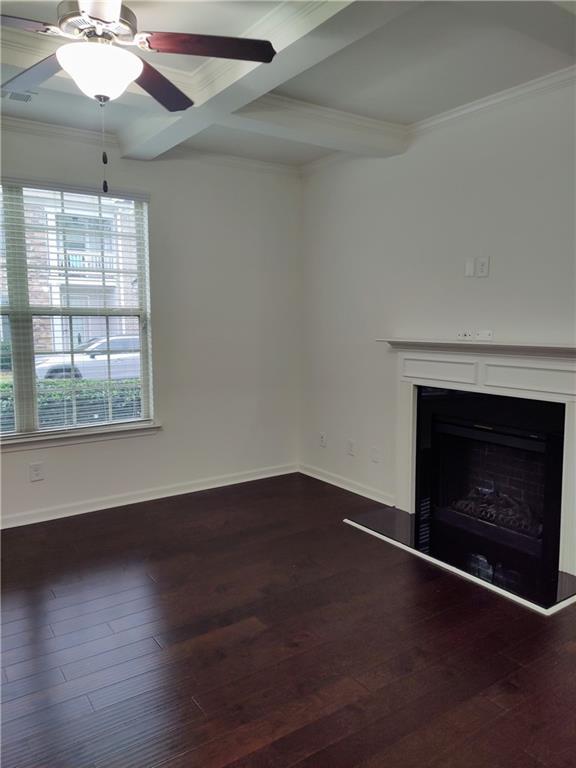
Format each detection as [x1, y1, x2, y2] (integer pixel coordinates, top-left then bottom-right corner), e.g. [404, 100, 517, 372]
[2, 473, 575, 768]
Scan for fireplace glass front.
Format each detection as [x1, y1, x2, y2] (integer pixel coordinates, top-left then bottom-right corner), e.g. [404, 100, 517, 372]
[416, 388, 565, 607]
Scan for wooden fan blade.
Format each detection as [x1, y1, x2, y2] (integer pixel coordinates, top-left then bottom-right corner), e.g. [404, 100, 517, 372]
[1, 14, 52, 33]
[78, 1, 122, 23]
[143, 32, 276, 63]
[135, 59, 194, 112]
[2, 54, 61, 93]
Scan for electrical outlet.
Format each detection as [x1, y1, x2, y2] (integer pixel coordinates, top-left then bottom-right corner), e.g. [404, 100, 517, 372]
[346, 439, 356, 457]
[475, 329, 494, 341]
[456, 330, 474, 340]
[319, 432, 327, 448]
[476, 256, 490, 278]
[29, 463, 44, 482]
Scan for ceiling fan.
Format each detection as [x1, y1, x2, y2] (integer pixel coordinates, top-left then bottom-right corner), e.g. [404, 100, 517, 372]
[1, 0, 276, 111]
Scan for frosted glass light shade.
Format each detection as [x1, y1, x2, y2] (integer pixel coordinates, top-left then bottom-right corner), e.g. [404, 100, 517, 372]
[56, 42, 143, 101]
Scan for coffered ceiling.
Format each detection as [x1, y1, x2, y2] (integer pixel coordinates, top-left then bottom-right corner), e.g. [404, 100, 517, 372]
[1, 1, 575, 166]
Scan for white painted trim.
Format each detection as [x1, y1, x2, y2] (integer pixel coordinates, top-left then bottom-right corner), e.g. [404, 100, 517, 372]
[2, 38, 574, 167]
[299, 464, 395, 507]
[344, 519, 576, 617]
[301, 66, 576, 174]
[119, 1, 414, 160]
[188, 1, 355, 106]
[0, 117, 299, 177]
[223, 93, 409, 158]
[1, 173, 150, 202]
[413, 65, 576, 136]
[0, 463, 299, 529]
[380, 338, 576, 358]
[1, 421, 161, 453]
[299, 152, 352, 177]
[0, 117, 118, 147]
[153, 146, 299, 177]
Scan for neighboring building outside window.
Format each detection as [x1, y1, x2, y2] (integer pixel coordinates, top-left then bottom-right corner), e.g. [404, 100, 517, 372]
[0, 182, 153, 438]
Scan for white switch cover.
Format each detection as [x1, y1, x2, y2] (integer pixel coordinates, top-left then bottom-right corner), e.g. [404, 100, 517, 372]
[476, 256, 490, 277]
[476, 329, 494, 341]
[465, 257, 475, 277]
[346, 439, 356, 457]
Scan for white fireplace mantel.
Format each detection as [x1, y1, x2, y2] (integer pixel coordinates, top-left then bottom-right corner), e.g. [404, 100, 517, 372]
[381, 337, 576, 580]
[379, 338, 576, 359]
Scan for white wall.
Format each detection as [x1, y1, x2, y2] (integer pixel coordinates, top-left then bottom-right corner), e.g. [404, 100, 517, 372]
[1, 129, 302, 525]
[300, 85, 576, 503]
[2, 81, 575, 526]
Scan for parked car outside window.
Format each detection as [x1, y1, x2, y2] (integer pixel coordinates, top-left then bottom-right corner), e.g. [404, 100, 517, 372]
[35, 336, 141, 380]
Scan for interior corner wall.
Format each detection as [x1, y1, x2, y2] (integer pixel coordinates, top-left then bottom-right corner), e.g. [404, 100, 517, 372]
[1, 131, 302, 526]
[299, 85, 576, 505]
[2, 82, 575, 527]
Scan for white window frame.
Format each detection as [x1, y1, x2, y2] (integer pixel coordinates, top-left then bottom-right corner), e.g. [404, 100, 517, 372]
[0, 180, 157, 448]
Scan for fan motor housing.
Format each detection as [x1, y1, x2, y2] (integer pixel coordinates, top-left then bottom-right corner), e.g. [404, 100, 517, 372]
[57, 1, 138, 41]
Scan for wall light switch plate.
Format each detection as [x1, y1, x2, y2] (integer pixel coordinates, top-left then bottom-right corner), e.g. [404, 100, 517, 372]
[319, 433, 327, 448]
[476, 256, 490, 278]
[465, 257, 475, 277]
[476, 329, 494, 341]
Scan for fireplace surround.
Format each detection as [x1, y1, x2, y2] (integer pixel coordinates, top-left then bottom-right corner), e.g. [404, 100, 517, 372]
[345, 338, 576, 614]
[415, 387, 564, 607]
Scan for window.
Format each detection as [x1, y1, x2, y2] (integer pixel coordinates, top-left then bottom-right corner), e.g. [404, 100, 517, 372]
[56, 213, 114, 270]
[0, 182, 152, 438]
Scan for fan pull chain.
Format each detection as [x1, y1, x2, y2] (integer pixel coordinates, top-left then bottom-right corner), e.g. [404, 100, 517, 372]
[98, 96, 109, 194]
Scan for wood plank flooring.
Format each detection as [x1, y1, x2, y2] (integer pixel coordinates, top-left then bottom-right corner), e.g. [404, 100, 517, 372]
[2, 473, 575, 768]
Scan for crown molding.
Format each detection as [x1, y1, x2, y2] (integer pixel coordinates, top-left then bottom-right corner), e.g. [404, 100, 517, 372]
[227, 92, 409, 158]
[159, 146, 300, 177]
[300, 64, 576, 174]
[187, 2, 350, 106]
[554, 1, 576, 15]
[240, 93, 408, 140]
[413, 65, 576, 136]
[299, 152, 353, 177]
[0, 115, 299, 177]
[0, 115, 118, 145]
[1, 4, 346, 109]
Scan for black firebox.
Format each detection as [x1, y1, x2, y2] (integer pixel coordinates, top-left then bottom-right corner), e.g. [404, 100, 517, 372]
[415, 387, 565, 607]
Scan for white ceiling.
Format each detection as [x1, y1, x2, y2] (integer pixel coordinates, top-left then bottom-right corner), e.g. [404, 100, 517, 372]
[1, 1, 575, 165]
[277, 1, 576, 124]
[180, 125, 330, 165]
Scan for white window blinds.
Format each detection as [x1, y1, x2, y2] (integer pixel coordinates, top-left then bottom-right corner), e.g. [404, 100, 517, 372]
[0, 182, 153, 437]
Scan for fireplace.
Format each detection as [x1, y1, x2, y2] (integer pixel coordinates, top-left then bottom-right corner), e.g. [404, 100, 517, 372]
[416, 387, 565, 607]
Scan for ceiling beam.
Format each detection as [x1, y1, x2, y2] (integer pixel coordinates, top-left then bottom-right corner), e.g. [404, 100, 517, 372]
[554, 2, 576, 15]
[118, 1, 418, 160]
[220, 94, 410, 157]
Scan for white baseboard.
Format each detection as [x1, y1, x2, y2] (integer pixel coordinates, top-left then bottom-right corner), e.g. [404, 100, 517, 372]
[1, 464, 299, 529]
[299, 464, 396, 507]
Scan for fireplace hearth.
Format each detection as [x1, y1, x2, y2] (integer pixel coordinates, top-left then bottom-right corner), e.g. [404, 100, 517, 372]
[416, 387, 565, 607]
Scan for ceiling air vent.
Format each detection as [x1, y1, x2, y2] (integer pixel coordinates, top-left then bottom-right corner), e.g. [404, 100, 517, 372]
[8, 92, 33, 102]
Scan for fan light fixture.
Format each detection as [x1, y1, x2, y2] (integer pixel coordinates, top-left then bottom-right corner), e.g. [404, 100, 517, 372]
[56, 41, 143, 101]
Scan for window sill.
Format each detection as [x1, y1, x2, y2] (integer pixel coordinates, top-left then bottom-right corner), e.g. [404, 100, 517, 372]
[1, 421, 162, 453]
